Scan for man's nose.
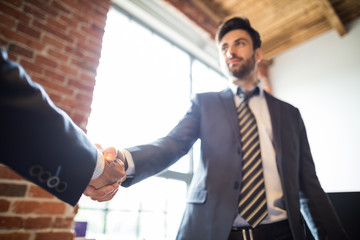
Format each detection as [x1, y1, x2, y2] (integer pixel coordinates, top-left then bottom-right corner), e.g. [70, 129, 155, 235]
[226, 45, 235, 58]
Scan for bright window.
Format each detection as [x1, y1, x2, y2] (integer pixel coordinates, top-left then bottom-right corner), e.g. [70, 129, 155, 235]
[75, 6, 227, 240]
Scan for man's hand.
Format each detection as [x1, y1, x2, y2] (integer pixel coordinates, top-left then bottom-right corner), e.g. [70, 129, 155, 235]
[89, 147, 126, 189]
[84, 183, 120, 202]
[84, 146, 126, 202]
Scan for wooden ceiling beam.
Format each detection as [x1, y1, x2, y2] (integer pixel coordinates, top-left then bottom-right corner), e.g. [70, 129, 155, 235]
[315, 0, 347, 36]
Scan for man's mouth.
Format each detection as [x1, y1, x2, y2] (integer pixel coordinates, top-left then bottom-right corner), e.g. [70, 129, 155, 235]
[228, 58, 243, 66]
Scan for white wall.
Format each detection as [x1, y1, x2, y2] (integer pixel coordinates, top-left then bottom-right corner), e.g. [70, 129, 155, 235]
[270, 18, 360, 192]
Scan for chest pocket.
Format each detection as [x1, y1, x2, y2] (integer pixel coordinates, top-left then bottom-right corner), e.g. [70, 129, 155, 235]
[186, 189, 207, 204]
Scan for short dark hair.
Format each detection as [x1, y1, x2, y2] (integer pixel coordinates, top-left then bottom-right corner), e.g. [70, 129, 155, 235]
[216, 15, 261, 50]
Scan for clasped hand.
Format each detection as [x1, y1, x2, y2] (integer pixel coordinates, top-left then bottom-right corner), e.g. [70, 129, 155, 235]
[84, 146, 125, 202]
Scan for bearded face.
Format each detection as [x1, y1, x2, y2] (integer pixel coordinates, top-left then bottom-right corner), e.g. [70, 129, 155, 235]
[226, 53, 256, 79]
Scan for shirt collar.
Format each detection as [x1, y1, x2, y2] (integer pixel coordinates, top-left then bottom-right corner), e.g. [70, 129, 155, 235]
[229, 80, 264, 98]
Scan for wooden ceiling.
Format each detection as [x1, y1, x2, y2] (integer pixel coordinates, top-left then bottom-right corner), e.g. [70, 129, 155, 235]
[165, 0, 360, 60]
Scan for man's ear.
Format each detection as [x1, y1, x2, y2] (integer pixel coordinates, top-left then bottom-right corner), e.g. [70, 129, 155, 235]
[255, 48, 263, 63]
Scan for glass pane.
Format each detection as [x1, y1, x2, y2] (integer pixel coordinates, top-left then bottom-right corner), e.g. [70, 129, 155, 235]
[87, 8, 191, 174]
[192, 59, 227, 94]
[75, 209, 105, 236]
[78, 177, 187, 240]
[106, 210, 139, 240]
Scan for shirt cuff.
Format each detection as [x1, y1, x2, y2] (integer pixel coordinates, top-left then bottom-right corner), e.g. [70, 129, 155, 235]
[123, 149, 135, 176]
[91, 149, 105, 179]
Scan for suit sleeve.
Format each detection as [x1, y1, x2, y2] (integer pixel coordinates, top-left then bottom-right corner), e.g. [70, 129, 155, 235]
[122, 94, 201, 187]
[297, 111, 348, 239]
[0, 48, 98, 206]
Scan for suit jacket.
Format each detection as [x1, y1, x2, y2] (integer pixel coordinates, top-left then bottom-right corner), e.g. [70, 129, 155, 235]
[0, 48, 98, 206]
[123, 88, 348, 240]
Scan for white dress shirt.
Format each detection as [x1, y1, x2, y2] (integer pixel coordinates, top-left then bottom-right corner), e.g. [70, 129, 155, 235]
[230, 82, 287, 227]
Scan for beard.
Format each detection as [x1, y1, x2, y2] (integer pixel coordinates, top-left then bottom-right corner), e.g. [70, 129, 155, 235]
[226, 54, 256, 79]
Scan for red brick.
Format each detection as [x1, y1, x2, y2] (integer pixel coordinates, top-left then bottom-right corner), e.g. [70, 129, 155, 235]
[93, 1, 112, 16]
[80, 24, 104, 40]
[0, 27, 44, 51]
[44, 70, 66, 83]
[59, 15, 77, 28]
[61, 99, 77, 109]
[24, 0, 58, 17]
[79, 73, 96, 83]
[0, 14, 16, 28]
[35, 232, 74, 240]
[35, 78, 74, 95]
[17, 23, 41, 39]
[6, 52, 18, 62]
[0, 216, 23, 229]
[8, 44, 34, 58]
[0, 183, 27, 197]
[46, 16, 67, 32]
[24, 217, 52, 229]
[86, 10, 107, 27]
[75, 102, 91, 113]
[0, 166, 24, 180]
[0, 2, 30, 23]
[19, 59, 43, 74]
[77, 41, 101, 56]
[27, 185, 54, 199]
[0, 38, 7, 47]
[13, 201, 66, 214]
[53, 217, 73, 228]
[48, 49, 69, 62]
[35, 55, 58, 69]
[70, 58, 97, 74]
[47, 92, 62, 103]
[61, 0, 83, 13]
[0, 199, 10, 212]
[33, 20, 74, 44]
[59, 64, 78, 76]
[76, 93, 92, 103]
[68, 29, 86, 43]
[23, 5, 46, 20]
[42, 35, 64, 49]
[2, 0, 22, 8]
[0, 233, 30, 240]
[51, 1, 71, 14]
[69, 79, 94, 92]
[72, 113, 89, 127]
[65, 46, 84, 58]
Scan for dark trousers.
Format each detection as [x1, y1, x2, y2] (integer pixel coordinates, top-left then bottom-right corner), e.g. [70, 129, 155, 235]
[228, 220, 293, 240]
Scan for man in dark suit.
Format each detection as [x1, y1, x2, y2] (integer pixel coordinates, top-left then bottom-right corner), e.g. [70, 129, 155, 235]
[87, 16, 348, 239]
[0, 47, 126, 206]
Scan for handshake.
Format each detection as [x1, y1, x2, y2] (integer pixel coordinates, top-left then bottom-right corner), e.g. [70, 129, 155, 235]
[83, 146, 126, 202]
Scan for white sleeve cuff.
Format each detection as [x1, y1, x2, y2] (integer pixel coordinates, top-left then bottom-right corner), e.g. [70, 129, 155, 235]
[123, 149, 135, 176]
[91, 149, 105, 179]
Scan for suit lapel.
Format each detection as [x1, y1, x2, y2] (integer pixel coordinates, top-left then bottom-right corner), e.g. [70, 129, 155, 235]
[264, 92, 283, 166]
[219, 88, 240, 140]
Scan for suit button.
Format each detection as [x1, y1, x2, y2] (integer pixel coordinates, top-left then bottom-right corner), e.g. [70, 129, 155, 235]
[237, 147, 241, 155]
[56, 181, 68, 192]
[29, 165, 42, 177]
[47, 176, 60, 188]
[39, 171, 51, 182]
[234, 181, 239, 189]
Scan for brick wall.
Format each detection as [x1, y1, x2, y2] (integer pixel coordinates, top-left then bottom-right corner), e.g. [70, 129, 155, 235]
[0, 0, 111, 239]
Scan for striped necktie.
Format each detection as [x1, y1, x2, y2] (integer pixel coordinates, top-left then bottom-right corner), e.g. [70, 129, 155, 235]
[237, 87, 268, 228]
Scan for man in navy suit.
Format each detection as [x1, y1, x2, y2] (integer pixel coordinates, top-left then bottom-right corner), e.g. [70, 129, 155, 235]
[0, 47, 126, 206]
[88, 16, 348, 239]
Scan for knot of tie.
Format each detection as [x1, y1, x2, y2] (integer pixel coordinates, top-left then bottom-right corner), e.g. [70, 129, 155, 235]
[237, 86, 260, 102]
